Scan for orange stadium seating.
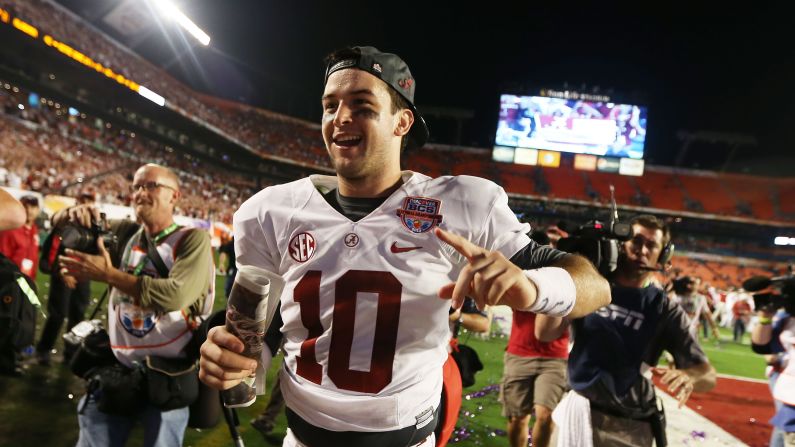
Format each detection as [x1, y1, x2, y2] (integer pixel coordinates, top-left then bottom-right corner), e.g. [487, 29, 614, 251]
[776, 180, 795, 217]
[722, 173, 777, 220]
[633, 170, 686, 212]
[676, 173, 736, 215]
[670, 256, 780, 290]
[542, 166, 589, 201]
[585, 170, 638, 205]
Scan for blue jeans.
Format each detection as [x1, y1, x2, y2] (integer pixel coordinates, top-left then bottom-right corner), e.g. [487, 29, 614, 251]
[76, 394, 189, 447]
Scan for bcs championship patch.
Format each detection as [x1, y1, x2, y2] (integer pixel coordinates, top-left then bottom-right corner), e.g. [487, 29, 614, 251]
[396, 197, 443, 233]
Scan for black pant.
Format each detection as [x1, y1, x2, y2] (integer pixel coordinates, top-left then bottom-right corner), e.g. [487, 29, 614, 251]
[37, 275, 90, 354]
[0, 343, 17, 373]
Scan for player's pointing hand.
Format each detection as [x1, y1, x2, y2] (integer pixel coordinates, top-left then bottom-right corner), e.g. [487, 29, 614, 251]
[435, 227, 537, 311]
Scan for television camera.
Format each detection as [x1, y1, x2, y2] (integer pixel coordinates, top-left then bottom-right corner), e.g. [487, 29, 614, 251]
[556, 185, 633, 276]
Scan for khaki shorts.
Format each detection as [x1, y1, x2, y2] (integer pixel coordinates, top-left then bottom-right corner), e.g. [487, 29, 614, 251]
[500, 352, 568, 417]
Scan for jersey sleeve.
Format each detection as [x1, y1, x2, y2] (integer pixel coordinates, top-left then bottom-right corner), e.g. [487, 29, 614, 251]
[509, 240, 568, 269]
[233, 188, 282, 273]
[474, 182, 532, 259]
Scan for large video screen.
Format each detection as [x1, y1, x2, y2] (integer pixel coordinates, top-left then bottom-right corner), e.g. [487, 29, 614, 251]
[495, 95, 648, 159]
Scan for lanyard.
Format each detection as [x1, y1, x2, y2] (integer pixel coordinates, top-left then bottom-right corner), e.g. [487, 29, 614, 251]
[132, 223, 180, 276]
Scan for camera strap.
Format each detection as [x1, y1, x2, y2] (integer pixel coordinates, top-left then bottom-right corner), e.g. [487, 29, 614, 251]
[131, 223, 180, 277]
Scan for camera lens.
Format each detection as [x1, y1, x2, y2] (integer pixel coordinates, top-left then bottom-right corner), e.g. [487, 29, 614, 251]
[60, 224, 99, 254]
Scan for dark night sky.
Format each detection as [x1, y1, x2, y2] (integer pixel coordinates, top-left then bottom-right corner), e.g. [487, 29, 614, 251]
[57, 1, 795, 171]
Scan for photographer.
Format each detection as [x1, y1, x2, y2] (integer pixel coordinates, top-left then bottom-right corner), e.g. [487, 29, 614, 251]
[751, 278, 795, 446]
[538, 215, 716, 446]
[58, 164, 215, 447]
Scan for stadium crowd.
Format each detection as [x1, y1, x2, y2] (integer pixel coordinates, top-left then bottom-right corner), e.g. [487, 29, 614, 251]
[4, 0, 793, 224]
[0, 84, 258, 223]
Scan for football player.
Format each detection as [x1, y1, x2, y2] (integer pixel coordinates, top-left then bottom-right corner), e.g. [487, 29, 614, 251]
[200, 46, 610, 447]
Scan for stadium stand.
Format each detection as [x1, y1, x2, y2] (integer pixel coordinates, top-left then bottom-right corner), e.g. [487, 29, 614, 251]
[3, 0, 790, 225]
[722, 172, 778, 220]
[0, 84, 259, 223]
[676, 172, 735, 215]
[669, 255, 780, 291]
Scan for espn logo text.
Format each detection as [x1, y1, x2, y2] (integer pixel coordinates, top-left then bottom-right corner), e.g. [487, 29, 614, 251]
[595, 304, 644, 331]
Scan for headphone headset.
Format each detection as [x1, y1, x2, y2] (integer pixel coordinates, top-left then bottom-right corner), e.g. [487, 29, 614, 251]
[658, 240, 675, 267]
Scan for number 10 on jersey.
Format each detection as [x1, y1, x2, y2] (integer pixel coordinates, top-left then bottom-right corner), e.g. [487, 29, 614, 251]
[294, 270, 402, 393]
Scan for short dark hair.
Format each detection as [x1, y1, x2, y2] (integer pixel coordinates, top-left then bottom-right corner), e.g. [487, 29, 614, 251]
[631, 214, 671, 247]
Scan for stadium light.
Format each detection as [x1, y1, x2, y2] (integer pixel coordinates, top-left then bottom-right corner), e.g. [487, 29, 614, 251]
[154, 0, 210, 46]
[774, 236, 795, 246]
[138, 85, 165, 106]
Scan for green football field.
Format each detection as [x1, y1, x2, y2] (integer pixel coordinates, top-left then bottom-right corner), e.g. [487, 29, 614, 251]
[0, 273, 769, 446]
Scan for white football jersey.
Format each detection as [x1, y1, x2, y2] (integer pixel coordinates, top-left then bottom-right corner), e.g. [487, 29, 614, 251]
[234, 171, 531, 432]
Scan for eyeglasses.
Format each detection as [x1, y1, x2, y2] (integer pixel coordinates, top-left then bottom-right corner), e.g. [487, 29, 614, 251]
[130, 181, 176, 194]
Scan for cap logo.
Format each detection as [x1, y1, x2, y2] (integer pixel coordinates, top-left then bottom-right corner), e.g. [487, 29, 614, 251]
[397, 78, 414, 90]
[372, 63, 382, 73]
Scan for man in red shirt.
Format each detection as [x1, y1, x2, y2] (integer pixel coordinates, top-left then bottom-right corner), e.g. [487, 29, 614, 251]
[500, 227, 570, 447]
[732, 295, 752, 343]
[0, 195, 40, 280]
[501, 311, 569, 447]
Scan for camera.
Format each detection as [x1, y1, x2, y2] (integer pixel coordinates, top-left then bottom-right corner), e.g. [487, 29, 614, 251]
[39, 213, 119, 275]
[63, 319, 116, 378]
[556, 186, 632, 276]
[557, 219, 632, 276]
[59, 214, 118, 255]
[743, 274, 795, 313]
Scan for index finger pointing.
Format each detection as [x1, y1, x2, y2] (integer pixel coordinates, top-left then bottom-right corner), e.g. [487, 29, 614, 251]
[434, 227, 483, 260]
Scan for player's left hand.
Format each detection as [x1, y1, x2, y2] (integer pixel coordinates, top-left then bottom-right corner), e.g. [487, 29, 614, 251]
[435, 227, 537, 310]
[59, 238, 113, 283]
[653, 366, 695, 408]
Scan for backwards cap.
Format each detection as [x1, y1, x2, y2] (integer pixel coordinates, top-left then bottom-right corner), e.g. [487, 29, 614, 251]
[324, 46, 429, 150]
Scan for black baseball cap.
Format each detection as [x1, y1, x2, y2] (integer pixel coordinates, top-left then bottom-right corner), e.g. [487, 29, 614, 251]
[19, 195, 39, 207]
[324, 46, 429, 150]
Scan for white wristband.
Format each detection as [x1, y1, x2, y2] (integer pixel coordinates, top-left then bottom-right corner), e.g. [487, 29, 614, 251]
[521, 267, 576, 317]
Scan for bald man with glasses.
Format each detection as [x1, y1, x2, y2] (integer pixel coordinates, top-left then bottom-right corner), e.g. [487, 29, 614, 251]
[57, 163, 215, 447]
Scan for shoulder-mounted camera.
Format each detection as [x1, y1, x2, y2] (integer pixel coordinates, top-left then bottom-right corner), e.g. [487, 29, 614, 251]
[556, 185, 632, 276]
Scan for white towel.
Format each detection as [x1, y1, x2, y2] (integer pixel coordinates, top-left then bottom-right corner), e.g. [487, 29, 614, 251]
[552, 391, 594, 447]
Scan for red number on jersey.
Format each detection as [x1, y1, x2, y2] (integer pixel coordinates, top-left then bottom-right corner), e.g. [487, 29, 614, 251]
[293, 270, 402, 393]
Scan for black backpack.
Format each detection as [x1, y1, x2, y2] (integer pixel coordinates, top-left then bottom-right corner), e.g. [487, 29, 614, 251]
[0, 253, 38, 350]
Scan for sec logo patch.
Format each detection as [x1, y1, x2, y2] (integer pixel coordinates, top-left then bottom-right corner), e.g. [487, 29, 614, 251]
[290, 232, 316, 262]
